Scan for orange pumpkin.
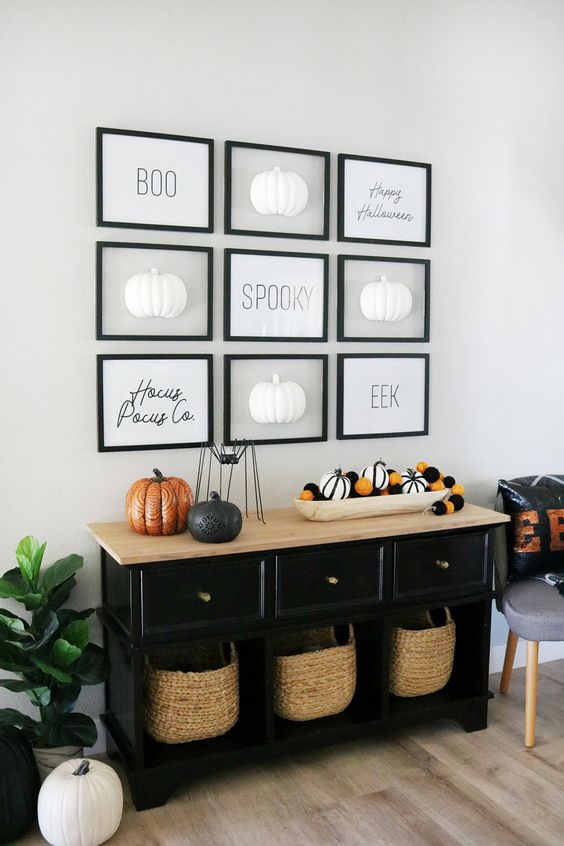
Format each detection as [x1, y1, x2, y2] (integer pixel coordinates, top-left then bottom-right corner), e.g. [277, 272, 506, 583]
[299, 489, 315, 501]
[126, 468, 194, 535]
[355, 477, 373, 496]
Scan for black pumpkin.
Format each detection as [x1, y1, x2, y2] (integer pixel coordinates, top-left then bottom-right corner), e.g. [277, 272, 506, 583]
[187, 492, 243, 543]
[0, 728, 40, 844]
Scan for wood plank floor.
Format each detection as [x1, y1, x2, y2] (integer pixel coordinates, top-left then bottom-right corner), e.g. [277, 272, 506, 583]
[18, 659, 564, 846]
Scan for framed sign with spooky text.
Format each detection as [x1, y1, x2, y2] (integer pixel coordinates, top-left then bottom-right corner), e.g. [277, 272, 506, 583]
[224, 249, 328, 342]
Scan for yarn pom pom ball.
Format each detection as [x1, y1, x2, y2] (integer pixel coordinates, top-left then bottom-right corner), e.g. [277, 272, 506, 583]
[445, 500, 455, 514]
[416, 461, 429, 473]
[389, 484, 403, 495]
[429, 480, 445, 492]
[346, 471, 359, 485]
[388, 471, 403, 487]
[299, 490, 314, 501]
[304, 482, 319, 494]
[443, 475, 456, 489]
[422, 466, 440, 484]
[449, 494, 465, 511]
[452, 483, 465, 496]
[432, 500, 448, 515]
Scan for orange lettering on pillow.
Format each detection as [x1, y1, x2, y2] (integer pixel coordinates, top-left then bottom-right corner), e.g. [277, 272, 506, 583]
[548, 509, 564, 551]
[514, 510, 541, 553]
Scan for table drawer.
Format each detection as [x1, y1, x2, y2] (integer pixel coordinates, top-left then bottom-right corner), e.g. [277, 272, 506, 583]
[393, 532, 488, 599]
[275, 545, 383, 616]
[140, 558, 265, 637]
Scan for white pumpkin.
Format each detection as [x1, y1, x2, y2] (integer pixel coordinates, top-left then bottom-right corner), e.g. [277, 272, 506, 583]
[400, 469, 428, 494]
[361, 460, 389, 491]
[38, 758, 123, 846]
[319, 468, 351, 500]
[360, 275, 412, 322]
[249, 374, 306, 424]
[250, 166, 308, 217]
[125, 267, 187, 318]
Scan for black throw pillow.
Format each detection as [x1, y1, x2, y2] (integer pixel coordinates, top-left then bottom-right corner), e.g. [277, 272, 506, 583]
[498, 476, 564, 580]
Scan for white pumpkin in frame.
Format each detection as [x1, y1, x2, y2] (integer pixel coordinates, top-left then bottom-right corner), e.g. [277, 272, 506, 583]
[124, 267, 188, 318]
[248, 374, 306, 424]
[250, 166, 309, 217]
[360, 275, 412, 322]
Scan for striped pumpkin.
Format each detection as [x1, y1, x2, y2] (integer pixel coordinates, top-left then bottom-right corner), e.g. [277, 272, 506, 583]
[319, 468, 351, 500]
[400, 469, 428, 494]
[361, 460, 389, 491]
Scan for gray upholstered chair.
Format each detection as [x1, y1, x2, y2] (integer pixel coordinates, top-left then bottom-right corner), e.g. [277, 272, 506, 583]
[495, 478, 564, 748]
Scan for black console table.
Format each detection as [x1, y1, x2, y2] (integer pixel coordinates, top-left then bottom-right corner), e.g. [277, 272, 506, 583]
[88, 503, 508, 811]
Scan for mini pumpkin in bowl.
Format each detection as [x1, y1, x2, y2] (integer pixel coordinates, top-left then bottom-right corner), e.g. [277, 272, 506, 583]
[126, 469, 194, 535]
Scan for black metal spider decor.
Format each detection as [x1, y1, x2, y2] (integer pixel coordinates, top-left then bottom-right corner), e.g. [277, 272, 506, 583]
[194, 441, 265, 523]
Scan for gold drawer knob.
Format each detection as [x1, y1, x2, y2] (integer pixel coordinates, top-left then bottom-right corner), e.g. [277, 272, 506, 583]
[435, 560, 450, 570]
[198, 591, 212, 603]
[325, 576, 339, 585]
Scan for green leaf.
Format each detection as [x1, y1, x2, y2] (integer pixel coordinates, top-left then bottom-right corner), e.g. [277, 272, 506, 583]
[57, 608, 94, 629]
[0, 641, 33, 673]
[0, 708, 42, 736]
[28, 611, 59, 651]
[50, 683, 81, 714]
[30, 655, 72, 684]
[43, 577, 75, 613]
[39, 555, 83, 594]
[43, 711, 97, 748]
[52, 638, 82, 668]
[16, 536, 46, 586]
[0, 611, 31, 644]
[0, 578, 42, 610]
[0, 678, 35, 693]
[62, 620, 89, 651]
[26, 686, 51, 707]
[70, 644, 109, 685]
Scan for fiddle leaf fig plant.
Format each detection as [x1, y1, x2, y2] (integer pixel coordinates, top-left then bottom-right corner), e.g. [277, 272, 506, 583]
[0, 536, 108, 748]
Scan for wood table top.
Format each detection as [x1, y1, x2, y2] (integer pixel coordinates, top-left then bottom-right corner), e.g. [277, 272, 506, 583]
[87, 503, 509, 566]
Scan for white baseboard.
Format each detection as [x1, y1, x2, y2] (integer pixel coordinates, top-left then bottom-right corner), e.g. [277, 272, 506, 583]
[489, 639, 564, 674]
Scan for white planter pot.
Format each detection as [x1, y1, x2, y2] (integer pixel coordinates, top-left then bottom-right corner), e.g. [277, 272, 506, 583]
[33, 745, 83, 782]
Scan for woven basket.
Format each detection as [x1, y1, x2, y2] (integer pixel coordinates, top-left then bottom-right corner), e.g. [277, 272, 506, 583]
[389, 608, 456, 698]
[274, 625, 356, 721]
[143, 643, 239, 743]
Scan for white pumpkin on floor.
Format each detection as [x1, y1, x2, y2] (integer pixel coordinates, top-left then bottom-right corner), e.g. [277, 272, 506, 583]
[38, 758, 123, 846]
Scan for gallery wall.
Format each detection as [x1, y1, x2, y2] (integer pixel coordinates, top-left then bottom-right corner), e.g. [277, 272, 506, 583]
[2, 0, 564, 744]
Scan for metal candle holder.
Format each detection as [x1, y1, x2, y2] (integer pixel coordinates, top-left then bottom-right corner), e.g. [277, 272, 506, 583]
[194, 441, 265, 523]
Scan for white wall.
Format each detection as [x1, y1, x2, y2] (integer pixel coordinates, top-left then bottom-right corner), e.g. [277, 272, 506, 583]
[2, 0, 564, 738]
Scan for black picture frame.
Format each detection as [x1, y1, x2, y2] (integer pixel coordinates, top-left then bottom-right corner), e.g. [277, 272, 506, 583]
[224, 248, 329, 342]
[224, 354, 328, 446]
[337, 255, 430, 342]
[337, 153, 432, 247]
[225, 140, 330, 240]
[336, 353, 429, 440]
[96, 241, 213, 341]
[97, 354, 213, 452]
[97, 127, 214, 232]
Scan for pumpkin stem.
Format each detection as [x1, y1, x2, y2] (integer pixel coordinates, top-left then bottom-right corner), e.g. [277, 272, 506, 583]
[210, 491, 220, 500]
[334, 467, 343, 475]
[152, 469, 165, 482]
[73, 760, 90, 777]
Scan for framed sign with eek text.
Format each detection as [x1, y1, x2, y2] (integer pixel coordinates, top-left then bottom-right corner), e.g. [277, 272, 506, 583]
[337, 353, 429, 439]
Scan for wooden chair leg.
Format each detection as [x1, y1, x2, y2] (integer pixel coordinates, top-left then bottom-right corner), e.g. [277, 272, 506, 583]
[525, 640, 539, 748]
[500, 630, 518, 694]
